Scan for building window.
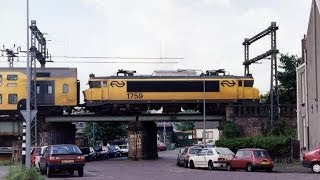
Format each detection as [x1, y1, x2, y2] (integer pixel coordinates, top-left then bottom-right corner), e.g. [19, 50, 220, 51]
[0, 94, 2, 104]
[7, 75, 18, 81]
[63, 84, 69, 93]
[301, 72, 305, 104]
[8, 94, 17, 104]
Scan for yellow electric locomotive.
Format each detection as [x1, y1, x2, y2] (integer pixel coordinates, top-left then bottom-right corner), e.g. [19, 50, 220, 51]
[83, 69, 260, 114]
[0, 67, 79, 115]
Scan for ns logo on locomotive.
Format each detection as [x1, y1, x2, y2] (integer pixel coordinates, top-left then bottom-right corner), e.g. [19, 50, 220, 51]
[0, 68, 259, 116]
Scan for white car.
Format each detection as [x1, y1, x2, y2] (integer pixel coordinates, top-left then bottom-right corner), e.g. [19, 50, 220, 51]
[188, 147, 234, 170]
[119, 145, 128, 155]
[35, 146, 48, 170]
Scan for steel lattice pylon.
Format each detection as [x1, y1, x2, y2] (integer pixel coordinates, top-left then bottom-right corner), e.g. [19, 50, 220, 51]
[242, 22, 280, 127]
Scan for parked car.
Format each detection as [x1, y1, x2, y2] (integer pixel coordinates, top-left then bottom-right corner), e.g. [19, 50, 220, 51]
[94, 146, 109, 160]
[31, 147, 40, 166]
[157, 142, 167, 151]
[80, 147, 97, 161]
[33, 146, 48, 170]
[227, 148, 273, 172]
[39, 144, 85, 177]
[119, 144, 129, 156]
[188, 147, 234, 170]
[176, 146, 202, 168]
[302, 147, 320, 173]
[108, 145, 121, 158]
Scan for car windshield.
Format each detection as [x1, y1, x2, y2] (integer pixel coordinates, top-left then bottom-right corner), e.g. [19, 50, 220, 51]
[216, 148, 234, 155]
[189, 148, 202, 154]
[80, 148, 90, 154]
[94, 146, 102, 151]
[253, 150, 270, 157]
[120, 145, 127, 149]
[35, 147, 42, 156]
[51, 145, 82, 155]
[108, 146, 116, 150]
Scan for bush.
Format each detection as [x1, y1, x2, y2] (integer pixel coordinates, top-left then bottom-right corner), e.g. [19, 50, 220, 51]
[215, 136, 291, 158]
[5, 166, 44, 180]
[0, 160, 13, 166]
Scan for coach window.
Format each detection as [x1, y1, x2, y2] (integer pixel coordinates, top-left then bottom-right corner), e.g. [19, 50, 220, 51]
[48, 85, 53, 94]
[103, 81, 107, 87]
[0, 94, 2, 104]
[0, 74, 2, 81]
[37, 85, 40, 94]
[63, 84, 69, 93]
[7, 74, 18, 81]
[8, 94, 17, 104]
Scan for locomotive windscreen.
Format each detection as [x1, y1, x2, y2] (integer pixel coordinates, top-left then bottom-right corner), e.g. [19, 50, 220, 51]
[127, 81, 220, 92]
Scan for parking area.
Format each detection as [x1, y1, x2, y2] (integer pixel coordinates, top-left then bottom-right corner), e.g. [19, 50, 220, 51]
[0, 149, 317, 180]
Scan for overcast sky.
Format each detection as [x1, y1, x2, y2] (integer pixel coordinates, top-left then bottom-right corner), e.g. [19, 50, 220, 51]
[0, 0, 313, 95]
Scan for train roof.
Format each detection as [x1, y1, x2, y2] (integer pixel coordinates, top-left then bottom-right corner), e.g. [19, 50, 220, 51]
[0, 67, 77, 77]
[90, 75, 254, 80]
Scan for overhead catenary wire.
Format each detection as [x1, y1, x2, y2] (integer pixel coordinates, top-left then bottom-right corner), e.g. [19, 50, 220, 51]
[0, 56, 184, 64]
[0, 55, 182, 64]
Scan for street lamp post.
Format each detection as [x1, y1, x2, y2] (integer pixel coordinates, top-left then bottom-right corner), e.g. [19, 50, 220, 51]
[202, 74, 206, 147]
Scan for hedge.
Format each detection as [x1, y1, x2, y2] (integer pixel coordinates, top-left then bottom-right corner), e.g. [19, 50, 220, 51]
[215, 136, 291, 158]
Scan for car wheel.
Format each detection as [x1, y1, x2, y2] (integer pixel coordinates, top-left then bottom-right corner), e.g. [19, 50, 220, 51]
[184, 160, 188, 168]
[246, 163, 254, 172]
[46, 166, 52, 177]
[68, 170, 74, 175]
[227, 163, 233, 171]
[312, 163, 320, 173]
[266, 168, 273, 172]
[78, 167, 84, 177]
[208, 161, 214, 170]
[189, 160, 195, 169]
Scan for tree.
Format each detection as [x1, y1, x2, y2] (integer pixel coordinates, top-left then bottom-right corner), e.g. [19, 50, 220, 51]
[221, 122, 241, 139]
[174, 121, 195, 131]
[84, 122, 128, 146]
[277, 54, 302, 104]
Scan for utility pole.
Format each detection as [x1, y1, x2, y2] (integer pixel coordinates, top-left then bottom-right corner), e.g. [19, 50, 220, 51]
[163, 122, 166, 145]
[203, 75, 206, 147]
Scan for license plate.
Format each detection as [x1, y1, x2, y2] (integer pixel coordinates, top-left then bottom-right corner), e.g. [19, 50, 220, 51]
[62, 160, 74, 163]
[261, 161, 269, 165]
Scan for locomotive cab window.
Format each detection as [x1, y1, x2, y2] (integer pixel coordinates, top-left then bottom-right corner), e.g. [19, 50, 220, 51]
[244, 80, 254, 87]
[8, 94, 17, 104]
[63, 84, 69, 93]
[7, 75, 18, 81]
[0, 94, 2, 104]
[89, 81, 101, 88]
[238, 80, 243, 87]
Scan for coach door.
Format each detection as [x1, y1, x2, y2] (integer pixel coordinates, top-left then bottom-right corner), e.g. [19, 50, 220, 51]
[36, 81, 55, 105]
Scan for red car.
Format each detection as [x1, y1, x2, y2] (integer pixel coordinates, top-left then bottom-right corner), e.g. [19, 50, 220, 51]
[302, 147, 320, 173]
[39, 144, 85, 177]
[227, 148, 273, 172]
[157, 142, 167, 151]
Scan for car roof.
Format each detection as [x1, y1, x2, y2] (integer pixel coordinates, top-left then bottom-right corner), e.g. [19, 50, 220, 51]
[238, 148, 266, 151]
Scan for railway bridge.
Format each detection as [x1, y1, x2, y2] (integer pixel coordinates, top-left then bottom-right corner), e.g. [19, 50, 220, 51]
[0, 104, 296, 162]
